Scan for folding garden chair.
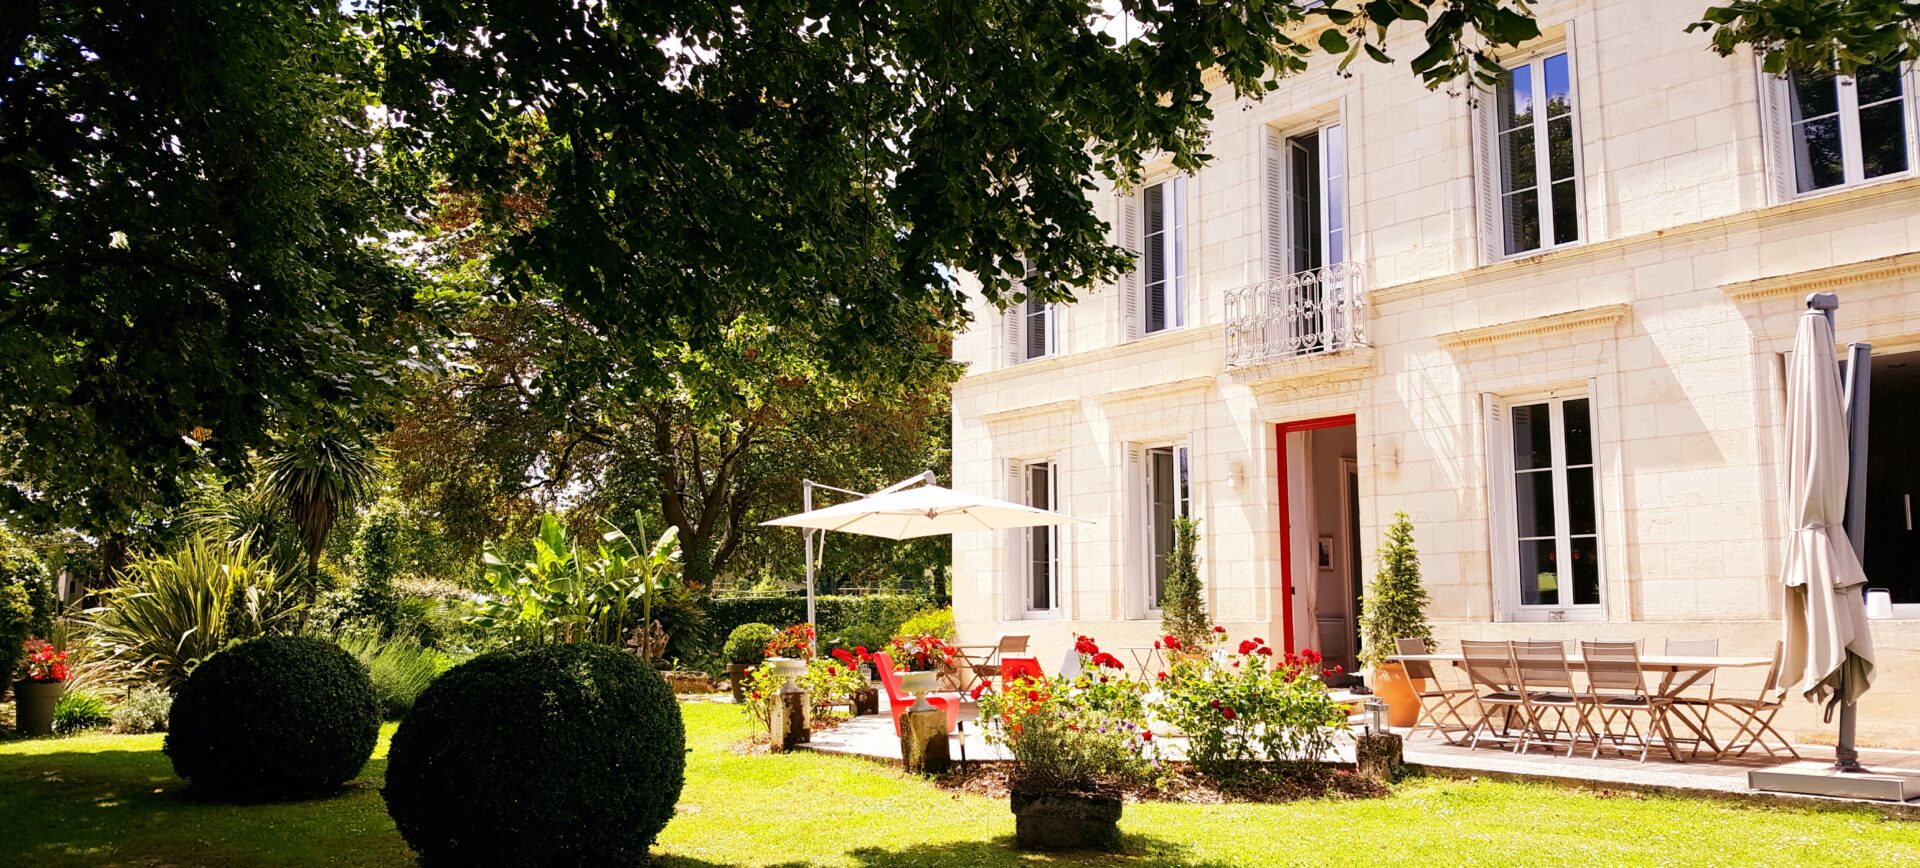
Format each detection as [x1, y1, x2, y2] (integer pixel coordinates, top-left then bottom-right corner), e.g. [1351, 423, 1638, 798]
[961, 635, 1030, 696]
[1712, 640, 1799, 760]
[1458, 640, 1525, 751]
[1580, 640, 1678, 762]
[1663, 637, 1722, 759]
[1511, 640, 1597, 757]
[1394, 637, 1474, 742]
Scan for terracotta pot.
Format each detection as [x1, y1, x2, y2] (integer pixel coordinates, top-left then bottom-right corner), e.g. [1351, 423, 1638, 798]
[13, 679, 64, 737]
[1369, 662, 1421, 728]
[1011, 789, 1123, 851]
[726, 663, 753, 704]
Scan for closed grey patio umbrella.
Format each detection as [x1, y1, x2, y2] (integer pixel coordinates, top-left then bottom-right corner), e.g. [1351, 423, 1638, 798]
[1779, 301, 1875, 766]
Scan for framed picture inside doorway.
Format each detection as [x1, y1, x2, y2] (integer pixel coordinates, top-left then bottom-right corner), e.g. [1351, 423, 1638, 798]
[1316, 535, 1334, 570]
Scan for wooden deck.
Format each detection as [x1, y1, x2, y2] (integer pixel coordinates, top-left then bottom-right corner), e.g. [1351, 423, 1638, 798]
[792, 695, 1920, 811]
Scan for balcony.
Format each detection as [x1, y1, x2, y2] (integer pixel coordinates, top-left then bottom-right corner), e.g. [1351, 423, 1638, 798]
[1223, 261, 1368, 370]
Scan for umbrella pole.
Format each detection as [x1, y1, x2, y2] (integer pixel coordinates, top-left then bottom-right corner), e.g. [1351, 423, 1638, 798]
[1835, 339, 1873, 774]
[804, 481, 818, 656]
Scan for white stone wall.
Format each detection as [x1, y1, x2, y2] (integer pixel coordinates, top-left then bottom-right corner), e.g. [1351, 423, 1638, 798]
[950, 0, 1920, 747]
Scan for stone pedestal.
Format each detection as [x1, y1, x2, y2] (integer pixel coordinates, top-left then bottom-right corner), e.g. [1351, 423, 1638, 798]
[850, 687, 879, 717]
[1355, 731, 1404, 782]
[898, 706, 950, 774]
[769, 689, 809, 752]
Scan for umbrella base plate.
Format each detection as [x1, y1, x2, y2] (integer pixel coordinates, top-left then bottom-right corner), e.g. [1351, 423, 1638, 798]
[1750, 762, 1920, 802]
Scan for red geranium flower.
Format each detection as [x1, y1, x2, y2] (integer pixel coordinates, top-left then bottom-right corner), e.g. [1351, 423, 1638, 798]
[1141, 731, 1153, 742]
[1220, 707, 1237, 720]
[1212, 626, 1226, 634]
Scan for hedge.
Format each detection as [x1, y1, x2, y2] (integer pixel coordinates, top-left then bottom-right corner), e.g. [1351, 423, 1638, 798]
[707, 593, 935, 647]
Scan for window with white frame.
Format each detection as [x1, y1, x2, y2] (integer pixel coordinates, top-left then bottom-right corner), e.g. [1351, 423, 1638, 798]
[1002, 261, 1057, 365]
[1022, 461, 1058, 613]
[1287, 124, 1347, 274]
[1769, 63, 1912, 197]
[1488, 391, 1602, 620]
[1118, 177, 1187, 338]
[1143, 444, 1190, 610]
[1480, 50, 1581, 258]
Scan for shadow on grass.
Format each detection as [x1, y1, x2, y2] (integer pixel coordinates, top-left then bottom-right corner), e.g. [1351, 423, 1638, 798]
[843, 834, 1238, 867]
[0, 747, 411, 866]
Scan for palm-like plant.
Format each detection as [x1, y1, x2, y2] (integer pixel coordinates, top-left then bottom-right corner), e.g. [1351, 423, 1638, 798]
[86, 535, 302, 688]
[258, 434, 384, 626]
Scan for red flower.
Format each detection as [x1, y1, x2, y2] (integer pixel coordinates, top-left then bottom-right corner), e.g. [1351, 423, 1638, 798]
[1212, 626, 1226, 634]
[1162, 634, 1183, 650]
[1073, 635, 1099, 655]
[1156, 671, 1168, 681]
[1027, 690, 1040, 702]
[1237, 639, 1257, 655]
[1141, 731, 1154, 742]
[1220, 707, 1237, 720]
[1209, 699, 1221, 708]
[1256, 647, 1273, 657]
[1300, 648, 1323, 664]
[1153, 640, 1161, 650]
[855, 645, 867, 655]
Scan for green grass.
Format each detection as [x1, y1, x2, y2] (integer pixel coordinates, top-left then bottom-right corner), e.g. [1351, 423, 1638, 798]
[2, 702, 1917, 866]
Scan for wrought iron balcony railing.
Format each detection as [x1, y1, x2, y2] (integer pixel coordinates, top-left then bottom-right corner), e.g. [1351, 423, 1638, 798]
[1222, 261, 1368, 368]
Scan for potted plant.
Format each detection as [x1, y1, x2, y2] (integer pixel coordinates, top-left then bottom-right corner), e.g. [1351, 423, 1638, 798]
[1357, 511, 1431, 728]
[1159, 516, 1210, 655]
[887, 632, 957, 691]
[722, 623, 777, 703]
[978, 635, 1145, 851]
[828, 646, 880, 715]
[14, 640, 69, 736]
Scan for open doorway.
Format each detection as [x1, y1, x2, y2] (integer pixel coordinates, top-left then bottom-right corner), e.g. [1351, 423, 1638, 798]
[1865, 350, 1920, 613]
[1277, 416, 1362, 685]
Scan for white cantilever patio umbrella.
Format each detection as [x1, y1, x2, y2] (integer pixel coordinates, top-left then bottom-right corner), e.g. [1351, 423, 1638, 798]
[1780, 303, 1876, 770]
[762, 472, 1090, 643]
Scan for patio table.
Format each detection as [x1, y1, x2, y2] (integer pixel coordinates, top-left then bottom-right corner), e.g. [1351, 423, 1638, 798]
[1121, 646, 1168, 683]
[1389, 652, 1771, 761]
[953, 644, 999, 695]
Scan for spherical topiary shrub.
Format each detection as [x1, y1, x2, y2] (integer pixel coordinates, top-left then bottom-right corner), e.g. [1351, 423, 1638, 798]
[165, 635, 380, 799]
[723, 622, 777, 667]
[383, 643, 687, 866]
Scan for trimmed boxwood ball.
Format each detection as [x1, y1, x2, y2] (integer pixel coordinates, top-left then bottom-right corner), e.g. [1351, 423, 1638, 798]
[165, 635, 380, 799]
[383, 643, 687, 867]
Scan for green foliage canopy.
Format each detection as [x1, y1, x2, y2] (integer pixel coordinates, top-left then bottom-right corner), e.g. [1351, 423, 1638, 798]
[1357, 511, 1431, 669]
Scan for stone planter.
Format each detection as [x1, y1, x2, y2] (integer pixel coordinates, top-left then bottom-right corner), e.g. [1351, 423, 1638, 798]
[726, 663, 754, 704]
[13, 679, 64, 737]
[1010, 789, 1123, 851]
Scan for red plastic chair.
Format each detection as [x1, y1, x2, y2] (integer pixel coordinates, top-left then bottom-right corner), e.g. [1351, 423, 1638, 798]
[999, 655, 1043, 687]
[872, 651, 959, 736]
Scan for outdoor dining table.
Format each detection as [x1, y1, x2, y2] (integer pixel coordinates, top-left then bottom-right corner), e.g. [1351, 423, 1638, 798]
[1388, 651, 1773, 761]
[1121, 645, 1168, 682]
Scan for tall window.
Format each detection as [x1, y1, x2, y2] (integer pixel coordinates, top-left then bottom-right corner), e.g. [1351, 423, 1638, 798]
[1145, 444, 1190, 609]
[1024, 461, 1057, 613]
[1023, 296, 1055, 360]
[1492, 52, 1579, 256]
[1505, 396, 1600, 611]
[1141, 178, 1187, 334]
[1780, 65, 1910, 194]
[1288, 124, 1346, 273]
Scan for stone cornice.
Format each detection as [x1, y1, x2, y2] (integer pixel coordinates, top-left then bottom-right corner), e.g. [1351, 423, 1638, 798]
[977, 399, 1081, 427]
[1438, 303, 1631, 350]
[1094, 375, 1217, 406]
[1721, 250, 1920, 303]
[1229, 345, 1376, 388]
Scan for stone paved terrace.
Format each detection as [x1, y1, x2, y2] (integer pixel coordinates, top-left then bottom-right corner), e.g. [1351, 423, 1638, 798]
[792, 695, 1920, 812]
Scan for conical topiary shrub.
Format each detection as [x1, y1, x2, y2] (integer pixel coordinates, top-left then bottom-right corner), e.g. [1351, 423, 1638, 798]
[1358, 511, 1431, 669]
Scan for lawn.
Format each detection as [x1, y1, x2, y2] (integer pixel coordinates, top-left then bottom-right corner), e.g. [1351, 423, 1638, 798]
[2, 702, 1917, 867]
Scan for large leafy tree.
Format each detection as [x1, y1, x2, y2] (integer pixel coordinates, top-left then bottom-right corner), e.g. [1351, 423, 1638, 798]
[1692, 1, 1920, 74]
[0, 2, 425, 537]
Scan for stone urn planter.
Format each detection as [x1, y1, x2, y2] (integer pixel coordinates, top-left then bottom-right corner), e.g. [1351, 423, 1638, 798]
[726, 663, 754, 704]
[1368, 662, 1420, 728]
[13, 679, 64, 737]
[896, 669, 938, 709]
[1010, 789, 1123, 851]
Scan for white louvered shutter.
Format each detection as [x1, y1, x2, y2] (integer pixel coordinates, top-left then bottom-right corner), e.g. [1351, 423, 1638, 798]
[1483, 394, 1517, 621]
[1122, 443, 1145, 618]
[1005, 459, 1027, 618]
[1264, 125, 1290, 281]
[1117, 191, 1142, 341]
[1757, 64, 1797, 204]
[1004, 268, 1027, 368]
[1472, 94, 1503, 265]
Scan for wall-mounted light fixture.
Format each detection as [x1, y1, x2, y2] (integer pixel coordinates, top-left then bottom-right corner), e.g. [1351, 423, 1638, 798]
[1227, 461, 1246, 488]
[1376, 436, 1402, 473]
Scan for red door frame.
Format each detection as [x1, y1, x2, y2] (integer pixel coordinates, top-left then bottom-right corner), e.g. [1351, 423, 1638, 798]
[1275, 414, 1356, 653]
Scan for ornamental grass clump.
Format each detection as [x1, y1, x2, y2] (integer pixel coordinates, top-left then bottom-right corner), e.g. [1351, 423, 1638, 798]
[978, 635, 1156, 794]
[1155, 633, 1350, 781]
